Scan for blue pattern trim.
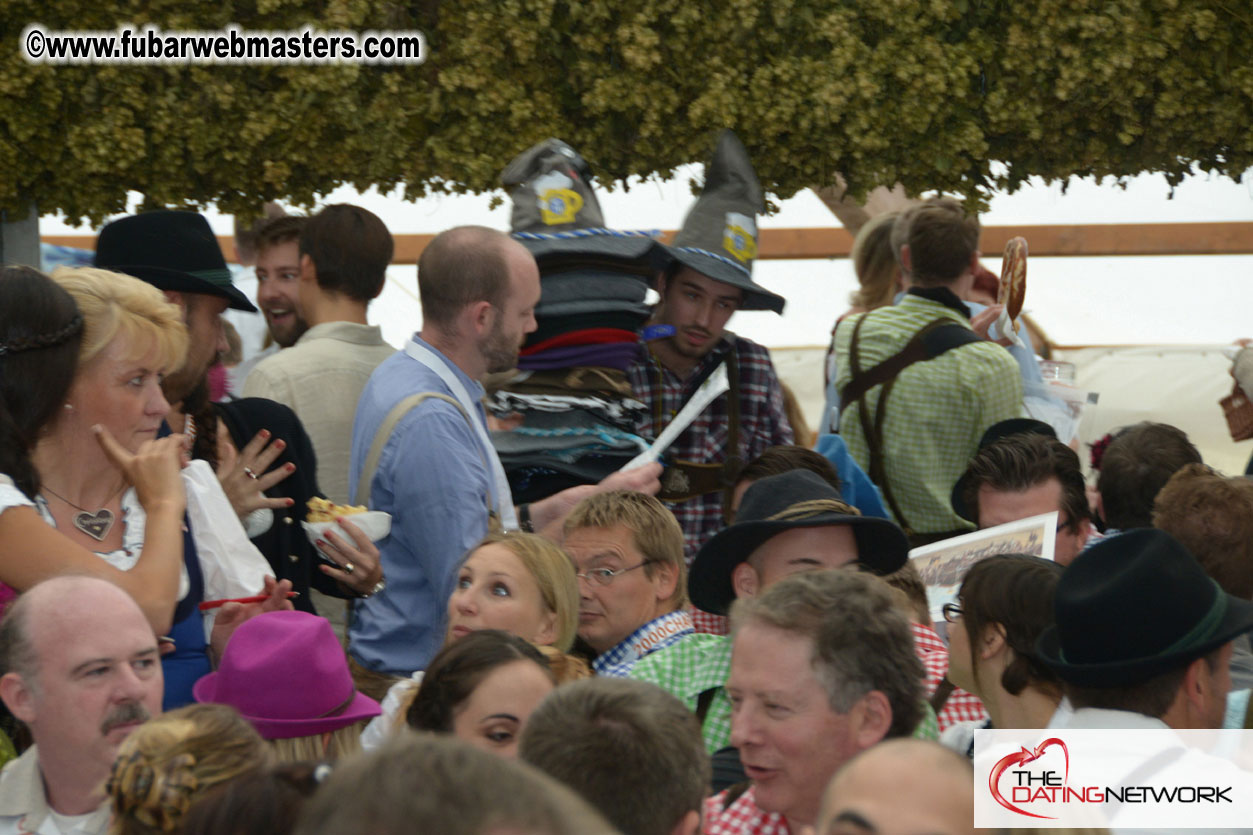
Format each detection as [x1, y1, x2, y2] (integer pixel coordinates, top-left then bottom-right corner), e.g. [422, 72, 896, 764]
[513, 227, 661, 241]
[675, 246, 752, 277]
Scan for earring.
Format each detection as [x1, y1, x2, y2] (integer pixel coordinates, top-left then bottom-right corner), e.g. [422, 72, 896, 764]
[63, 402, 74, 411]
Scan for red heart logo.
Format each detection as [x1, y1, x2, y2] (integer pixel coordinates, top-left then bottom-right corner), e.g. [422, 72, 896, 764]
[989, 737, 1070, 820]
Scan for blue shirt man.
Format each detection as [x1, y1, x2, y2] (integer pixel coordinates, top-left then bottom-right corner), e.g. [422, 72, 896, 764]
[349, 226, 660, 676]
[349, 336, 505, 675]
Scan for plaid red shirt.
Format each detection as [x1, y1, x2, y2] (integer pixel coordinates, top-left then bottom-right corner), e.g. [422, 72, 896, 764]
[691, 608, 729, 635]
[703, 787, 791, 835]
[911, 622, 989, 731]
[628, 334, 793, 563]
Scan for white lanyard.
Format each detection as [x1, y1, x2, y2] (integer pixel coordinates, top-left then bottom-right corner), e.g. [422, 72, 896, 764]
[405, 338, 518, 530]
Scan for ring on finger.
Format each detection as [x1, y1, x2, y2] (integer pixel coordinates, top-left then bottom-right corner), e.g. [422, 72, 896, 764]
[242, 467, 259, 480]
[343, 562, 355, 574]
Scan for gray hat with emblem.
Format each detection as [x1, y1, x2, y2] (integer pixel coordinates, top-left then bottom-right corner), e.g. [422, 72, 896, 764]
[502, 139, 668, 273]
[668, 131, 784, 314]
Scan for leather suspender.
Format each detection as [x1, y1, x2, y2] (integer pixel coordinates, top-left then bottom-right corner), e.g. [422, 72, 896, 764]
[842, 315, 982, 534]
[652, 346, 742, 502]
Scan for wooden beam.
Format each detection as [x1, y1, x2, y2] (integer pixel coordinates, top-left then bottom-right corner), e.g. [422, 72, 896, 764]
[40, 221, 1253, 264]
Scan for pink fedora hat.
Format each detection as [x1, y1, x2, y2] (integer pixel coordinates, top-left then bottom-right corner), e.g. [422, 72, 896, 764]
[193, 610, 380, 739]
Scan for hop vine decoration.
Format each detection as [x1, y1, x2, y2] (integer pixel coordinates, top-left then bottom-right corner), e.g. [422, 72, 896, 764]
[1, 0, 1249, 225]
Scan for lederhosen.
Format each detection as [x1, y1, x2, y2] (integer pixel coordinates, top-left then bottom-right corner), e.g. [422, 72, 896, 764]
[650, 344, 743, 507]
[840, 312, 981, 542]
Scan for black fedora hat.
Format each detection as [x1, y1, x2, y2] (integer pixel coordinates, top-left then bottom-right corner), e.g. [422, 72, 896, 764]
[95, 211, 257, 312]
[1036, 528, 1253, 688]
[667, 130, 784, 314]
[950, 418, 1058, 522]
[688, 470, 909, 615]
[501, 138, 669, 272]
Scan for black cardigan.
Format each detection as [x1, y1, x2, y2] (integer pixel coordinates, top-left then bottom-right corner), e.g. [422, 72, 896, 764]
[214, 397, 349, 612]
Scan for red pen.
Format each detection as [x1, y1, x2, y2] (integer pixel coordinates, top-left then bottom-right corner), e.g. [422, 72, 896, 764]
[198, 591, 300, 611]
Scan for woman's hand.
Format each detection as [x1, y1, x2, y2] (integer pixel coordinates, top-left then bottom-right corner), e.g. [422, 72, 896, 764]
[316, 518, 385, 597]
[969, 304, 1014, 347]
[208, 576, 295, 666]
[215, 428, 296, 520]
[94, 425, 186, 516]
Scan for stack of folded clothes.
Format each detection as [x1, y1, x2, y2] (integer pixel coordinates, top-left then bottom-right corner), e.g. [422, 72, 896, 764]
[490, 139, 669, 503]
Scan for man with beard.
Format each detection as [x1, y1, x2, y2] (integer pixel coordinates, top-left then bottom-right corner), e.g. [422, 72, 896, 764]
[348, 226, 660, 690]
[627, 132, 792, 578]
[243, 204, 397, 504]
[93, 211, 348, 642]
[0, 576, 165, 834]
[232, 215, 309, 384]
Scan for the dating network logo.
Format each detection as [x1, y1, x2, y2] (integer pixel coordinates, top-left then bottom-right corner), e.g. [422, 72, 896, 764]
[986, 734, 1233, 820]
[976, 728, 1249, 829]
[989, 738, 1072, 819]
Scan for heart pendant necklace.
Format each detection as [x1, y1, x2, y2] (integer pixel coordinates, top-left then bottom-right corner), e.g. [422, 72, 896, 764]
[41, 484, 125, 541]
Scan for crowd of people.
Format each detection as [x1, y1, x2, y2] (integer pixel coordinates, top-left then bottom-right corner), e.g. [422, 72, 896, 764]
[0, 130, 1250, 835]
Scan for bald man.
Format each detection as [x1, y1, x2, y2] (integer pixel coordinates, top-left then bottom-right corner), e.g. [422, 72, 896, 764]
[348, 226, 660, 685]
[810, 740, 974, 835]
[0, 576, 164, 834]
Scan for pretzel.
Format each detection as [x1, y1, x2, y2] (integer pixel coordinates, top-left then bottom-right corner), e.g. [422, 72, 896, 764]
[998, 236, 1028, 322]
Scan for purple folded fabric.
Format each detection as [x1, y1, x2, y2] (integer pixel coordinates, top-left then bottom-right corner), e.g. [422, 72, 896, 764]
[516, 342, 642, 372]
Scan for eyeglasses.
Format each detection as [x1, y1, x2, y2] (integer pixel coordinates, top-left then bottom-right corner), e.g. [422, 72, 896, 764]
[942, 603, 963, 624]
[575, 561, 650, 587]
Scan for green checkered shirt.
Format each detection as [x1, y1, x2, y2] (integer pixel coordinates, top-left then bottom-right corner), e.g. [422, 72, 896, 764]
[630, 633, 733, 754]
[834, 292, 1022, 534]
[629, 633, 939, 753]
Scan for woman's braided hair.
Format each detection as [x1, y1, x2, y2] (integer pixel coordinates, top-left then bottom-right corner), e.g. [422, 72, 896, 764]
[0, 266, 84, 497]
[106, 704, 271, 835]
[0, 313, 83, 356]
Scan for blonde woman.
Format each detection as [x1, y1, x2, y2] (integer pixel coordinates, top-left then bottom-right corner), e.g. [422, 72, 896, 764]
[361, 531, 583, 749]
[0, 266, 187, 632]
[36, 267, 289, 708]
[106, 703, 271, 835]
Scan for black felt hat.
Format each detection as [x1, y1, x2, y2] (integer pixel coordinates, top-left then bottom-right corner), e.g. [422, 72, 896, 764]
[950, 418, 1059, 523]
[94, 211, 256, 312]
[501, 138, 668, 272]
[667, 131, 784, 314]
[1036, 528, 1253, 687]
[688, 470, 909, 615]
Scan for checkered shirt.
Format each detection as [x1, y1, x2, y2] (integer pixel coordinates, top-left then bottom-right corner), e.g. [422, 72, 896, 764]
[631, 631, 941, 754]
[690, 608, 729, 636]
[703, 787, 791, 835]
[593, 610, 695, 677]
[833, 292, 1022, 535]
[912, 622, 990, 731]
[628, 334, 793, 562]
[629, 632, 733, 753]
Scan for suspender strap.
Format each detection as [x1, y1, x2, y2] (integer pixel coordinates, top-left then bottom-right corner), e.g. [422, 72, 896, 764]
[695, 687, 719, 725]
[841, 318, 982, 407]
[356, 392, 480, 507]
[843, 316, 982, 533]
[930, 677, 956, 715]
[652, 345, 744, 503]
[725, 347, 741, 474]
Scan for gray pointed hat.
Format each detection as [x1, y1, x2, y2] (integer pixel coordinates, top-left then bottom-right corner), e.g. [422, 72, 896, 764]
[502, 139, 668, 272]
[668, 131, 784, 314]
